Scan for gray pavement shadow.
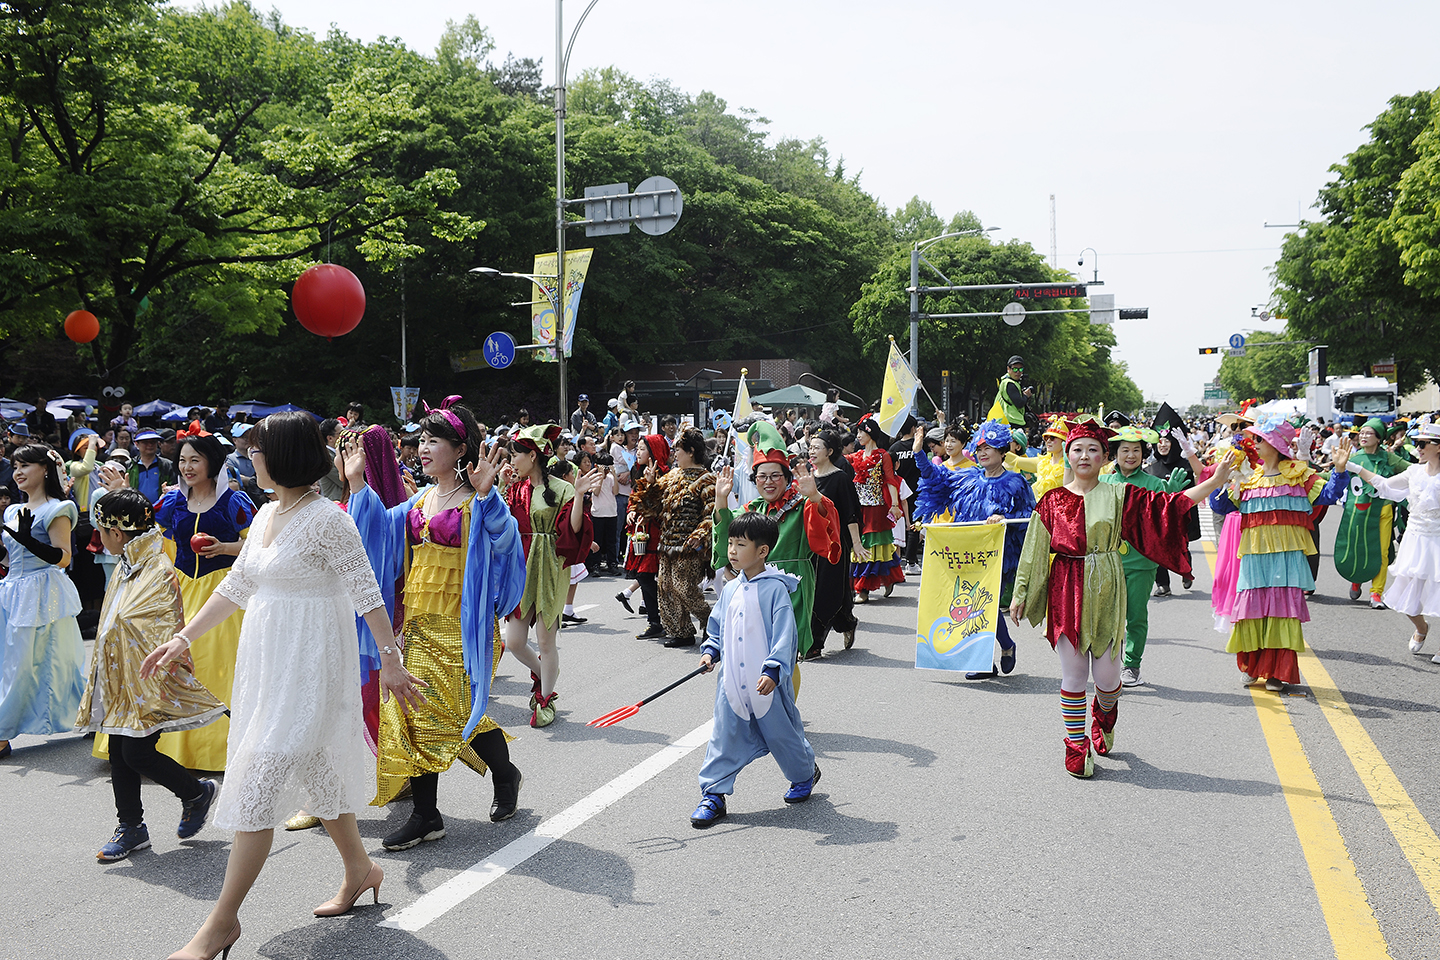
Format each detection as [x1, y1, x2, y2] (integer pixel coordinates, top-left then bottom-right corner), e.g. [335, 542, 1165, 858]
[857, 620, 916, 637]
[1126, 682, 1261, 710]
[510, 837, 653, 907]
[1109, 752, 1286, 797]
[814, 647, 912, 669]
[928, 672, 1055, 695]
[105, 838, 260, 899]
[727, 796, 900, 846]
[256, 918, 450, 960]
[814, 731, 938, 768]
[0, 733, 113, 786]
[530, 715, 676, 747]
[1312, 648, 1435, 673]
[1329, 690, 1440, 718]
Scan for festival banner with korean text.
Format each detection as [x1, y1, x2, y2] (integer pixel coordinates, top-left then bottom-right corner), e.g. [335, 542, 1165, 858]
[530, 248, 594, 362]
[915, 522, 1006, 672]
[390, 386, 419, 422]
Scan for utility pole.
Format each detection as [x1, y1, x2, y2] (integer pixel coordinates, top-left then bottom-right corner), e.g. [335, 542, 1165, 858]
[554, 0, 569, 424]
[1049, 194, 1057, 268]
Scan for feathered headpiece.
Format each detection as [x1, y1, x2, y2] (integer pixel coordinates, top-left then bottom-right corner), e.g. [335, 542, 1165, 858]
[966, 419, 1013, 457]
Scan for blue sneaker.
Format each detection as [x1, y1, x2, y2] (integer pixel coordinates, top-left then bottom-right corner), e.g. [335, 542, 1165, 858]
[97, 823, 151, 862]
[689, 793, 727, 828]
[783, 764, 822, 804]
[177, 778, 218, 839]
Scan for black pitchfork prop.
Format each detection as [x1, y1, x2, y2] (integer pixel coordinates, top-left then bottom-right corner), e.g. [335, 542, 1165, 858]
[587, 665, 709, 727]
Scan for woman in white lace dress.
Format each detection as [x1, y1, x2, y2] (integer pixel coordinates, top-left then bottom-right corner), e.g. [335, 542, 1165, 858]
[143, 413, 426, 960]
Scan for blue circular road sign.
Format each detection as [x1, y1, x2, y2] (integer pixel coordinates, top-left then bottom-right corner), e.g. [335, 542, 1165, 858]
[1228, 333, 1246, 349]
[484, 331, 517, 369]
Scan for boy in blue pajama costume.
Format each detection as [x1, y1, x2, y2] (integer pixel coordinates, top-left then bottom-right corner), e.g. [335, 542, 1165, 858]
[690, 512, 820, 827]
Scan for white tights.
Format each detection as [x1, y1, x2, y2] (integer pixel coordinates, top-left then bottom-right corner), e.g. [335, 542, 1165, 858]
[504, 615, 559, 697]
[1055, 634, 1122, 692]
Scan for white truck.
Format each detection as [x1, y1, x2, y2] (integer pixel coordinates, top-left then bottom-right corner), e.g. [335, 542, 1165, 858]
[1306, 375, 1398, 426]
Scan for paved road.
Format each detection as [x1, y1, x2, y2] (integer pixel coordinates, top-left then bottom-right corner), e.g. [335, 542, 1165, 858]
[4, 518, 1440, 959]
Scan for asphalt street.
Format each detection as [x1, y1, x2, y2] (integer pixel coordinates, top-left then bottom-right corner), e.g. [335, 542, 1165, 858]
[4, 515, 1439, 960]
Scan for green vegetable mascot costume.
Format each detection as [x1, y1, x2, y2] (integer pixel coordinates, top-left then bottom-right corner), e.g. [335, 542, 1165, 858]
[1335, 417, 1409, 608]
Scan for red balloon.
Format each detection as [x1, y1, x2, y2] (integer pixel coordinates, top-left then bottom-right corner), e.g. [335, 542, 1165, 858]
[291, 264, 366, 340]
[65, 310, 100, 343]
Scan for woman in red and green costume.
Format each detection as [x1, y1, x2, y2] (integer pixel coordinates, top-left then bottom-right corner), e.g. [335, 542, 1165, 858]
[846, 415, 905, 602]
[1011, 418, 1233, 778]
[1338, 418, 1410, 609]
[713, 422, 842, 663]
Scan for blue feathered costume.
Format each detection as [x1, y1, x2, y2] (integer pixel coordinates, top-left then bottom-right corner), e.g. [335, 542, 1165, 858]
[915, 420, 1036, 665]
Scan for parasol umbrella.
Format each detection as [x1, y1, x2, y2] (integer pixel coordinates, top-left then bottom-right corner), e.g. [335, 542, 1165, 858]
[133, 399, 186, 418]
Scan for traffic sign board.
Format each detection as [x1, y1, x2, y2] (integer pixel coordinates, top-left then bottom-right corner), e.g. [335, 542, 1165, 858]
[1228, 333, 1246, 349]
[1001, 302, 1025, 326]
[1224, 346, 1246, 357]
[483, 331, 517, 369]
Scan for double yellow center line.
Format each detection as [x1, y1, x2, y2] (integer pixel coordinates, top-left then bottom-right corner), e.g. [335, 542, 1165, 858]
[1200, 538, 1440, 958]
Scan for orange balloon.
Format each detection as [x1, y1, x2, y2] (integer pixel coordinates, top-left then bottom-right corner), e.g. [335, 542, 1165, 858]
[65, 310, 100, 343]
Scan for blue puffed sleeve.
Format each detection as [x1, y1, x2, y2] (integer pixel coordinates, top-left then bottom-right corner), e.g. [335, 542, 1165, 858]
[459, 487, 525, 739]
[1209, 486, 1239, 516]
[154, 489, 181, 537]
[1316, 469, 1351, 507]
[225, 489, 257, 533]
[348, 485, 422, 681]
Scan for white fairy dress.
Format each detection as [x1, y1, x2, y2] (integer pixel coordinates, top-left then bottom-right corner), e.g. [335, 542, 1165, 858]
[1371, 464, 1440, 618]
[211, 498, 385, 832]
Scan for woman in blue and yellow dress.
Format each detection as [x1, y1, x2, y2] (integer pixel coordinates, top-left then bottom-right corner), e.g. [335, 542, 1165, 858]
[95, 432, 254, 771]
[346, 399, 526, 852]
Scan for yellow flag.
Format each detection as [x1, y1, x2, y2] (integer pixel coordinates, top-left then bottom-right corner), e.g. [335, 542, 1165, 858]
[876, 338, 918, 436]
[915, 523, 1006, 671]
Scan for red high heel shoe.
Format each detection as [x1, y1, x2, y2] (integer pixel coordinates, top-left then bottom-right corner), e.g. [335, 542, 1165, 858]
[314, 863, 384, 917]
[165, 921, 240, 960]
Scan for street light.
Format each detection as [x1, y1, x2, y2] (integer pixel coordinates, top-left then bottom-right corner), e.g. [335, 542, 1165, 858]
[470, 266, 566, 352]
[1077, 247, 1101, 285]
[909, 227, 1000, 400]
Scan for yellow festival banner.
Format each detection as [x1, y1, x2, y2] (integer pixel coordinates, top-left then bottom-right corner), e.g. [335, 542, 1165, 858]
[876, 336, 918, 437]
[530, 248, 594, 362]
[915, 522, 1007, 672]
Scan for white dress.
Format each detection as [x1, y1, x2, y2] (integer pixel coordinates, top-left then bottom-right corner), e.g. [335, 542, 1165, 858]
[1372, 464, 1440, 617]
[211, 499, 386, 831]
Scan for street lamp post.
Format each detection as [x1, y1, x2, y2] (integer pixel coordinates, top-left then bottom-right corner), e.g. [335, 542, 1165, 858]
[553, 0, 601, 424]
[909, 227, 1000, 399]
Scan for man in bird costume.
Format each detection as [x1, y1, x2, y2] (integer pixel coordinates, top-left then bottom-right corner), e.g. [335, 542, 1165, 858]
[713, 421, 842, 659]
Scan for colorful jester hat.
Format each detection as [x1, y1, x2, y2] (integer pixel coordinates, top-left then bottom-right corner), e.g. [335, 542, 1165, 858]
[746, 420, 791, 468]
[966, 419, 1013, 457]
[1063, 415, 1116, 453]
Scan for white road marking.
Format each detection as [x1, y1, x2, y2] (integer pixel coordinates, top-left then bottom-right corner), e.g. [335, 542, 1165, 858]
[573, 604, 597, 613]
[379, 719, 714, 931]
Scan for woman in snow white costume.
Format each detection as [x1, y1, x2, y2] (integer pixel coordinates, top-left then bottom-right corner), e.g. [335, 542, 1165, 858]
[912, 419, 1035, 678]
[1010, 418, 1233, 778]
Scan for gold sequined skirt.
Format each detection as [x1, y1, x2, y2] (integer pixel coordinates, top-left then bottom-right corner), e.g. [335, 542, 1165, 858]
[372, 614, 510, 806]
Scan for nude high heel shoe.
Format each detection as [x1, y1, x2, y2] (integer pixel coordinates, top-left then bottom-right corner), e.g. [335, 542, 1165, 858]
[165, 921, 240, 960]
[313, 863, 383, 917]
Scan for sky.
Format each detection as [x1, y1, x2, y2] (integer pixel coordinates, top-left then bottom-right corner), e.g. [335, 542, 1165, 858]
[242, 0, 1440, 406]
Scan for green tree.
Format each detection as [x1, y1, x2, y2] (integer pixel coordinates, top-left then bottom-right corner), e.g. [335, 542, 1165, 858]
[1273, 90, 1440, 394]
[1216, 330, 1307, 401]
[0, 0, 481, 381]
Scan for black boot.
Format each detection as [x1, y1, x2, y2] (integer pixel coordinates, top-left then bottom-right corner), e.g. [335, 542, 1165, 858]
[491, 767, 523, 822]
[383, 812, 445, 851]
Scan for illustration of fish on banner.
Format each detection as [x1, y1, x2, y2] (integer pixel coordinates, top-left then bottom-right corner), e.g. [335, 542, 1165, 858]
[915, 523, 1005, 672]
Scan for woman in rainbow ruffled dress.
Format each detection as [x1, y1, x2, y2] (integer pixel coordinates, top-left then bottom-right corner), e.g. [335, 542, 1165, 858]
[1332, 421, 1440, 661]
[1209, 414, 1352, 692]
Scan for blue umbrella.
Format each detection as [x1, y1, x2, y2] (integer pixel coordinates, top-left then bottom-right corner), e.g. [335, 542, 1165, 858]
[0, 397, 34, 419]
[161, 408, 191, 422]
[50, 395, 99, 410]
[133, 399, 186, 417]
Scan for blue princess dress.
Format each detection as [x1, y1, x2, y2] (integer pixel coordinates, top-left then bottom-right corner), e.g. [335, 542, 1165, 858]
[0, 499, 86, 740]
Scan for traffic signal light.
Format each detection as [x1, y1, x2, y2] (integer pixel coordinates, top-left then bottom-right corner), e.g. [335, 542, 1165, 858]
[1198, 347, 1220, 355]
[1119, 308, 1148, 320]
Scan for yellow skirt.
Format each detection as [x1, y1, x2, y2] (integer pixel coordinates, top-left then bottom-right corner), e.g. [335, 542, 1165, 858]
[372, 616, 510, 806]
[94, 567, 242, 770]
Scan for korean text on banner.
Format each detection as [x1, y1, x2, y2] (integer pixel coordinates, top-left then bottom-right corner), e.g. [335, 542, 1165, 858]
[877, 338, 918, 437]
[530, 249, 595, 362]
[915, 523, 1006, 672]
[391, 386, 419, 421]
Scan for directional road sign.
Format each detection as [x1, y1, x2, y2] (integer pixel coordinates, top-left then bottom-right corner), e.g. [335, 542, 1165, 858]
[1224, 346, 1246, 357]
[1229, 333, 1246, 349]
[484, 331, 517, 370]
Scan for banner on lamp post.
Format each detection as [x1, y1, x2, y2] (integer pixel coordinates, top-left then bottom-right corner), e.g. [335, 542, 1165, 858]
[530, 248, 594, 362]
